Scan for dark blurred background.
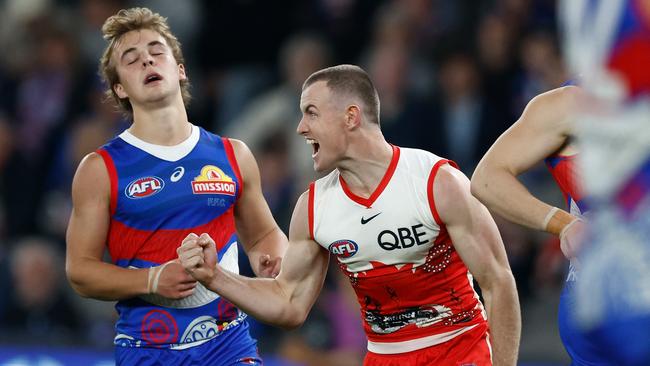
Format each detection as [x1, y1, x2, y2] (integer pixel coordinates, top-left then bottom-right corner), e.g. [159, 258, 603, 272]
[0, 0, 573, 364]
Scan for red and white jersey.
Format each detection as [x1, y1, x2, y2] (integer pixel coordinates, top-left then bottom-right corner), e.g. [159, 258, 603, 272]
[308, 146, 487, 354]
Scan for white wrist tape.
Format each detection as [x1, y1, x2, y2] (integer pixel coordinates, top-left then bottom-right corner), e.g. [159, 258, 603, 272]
[151, 261, 172, 295]
[542, 207, 559, 231]
[147, 267, 155, 294]
[560, 217, 582, 239]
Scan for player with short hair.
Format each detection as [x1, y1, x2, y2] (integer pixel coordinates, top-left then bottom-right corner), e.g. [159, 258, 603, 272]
[66, 7, 286, 365]
[179, 64, 521, 366]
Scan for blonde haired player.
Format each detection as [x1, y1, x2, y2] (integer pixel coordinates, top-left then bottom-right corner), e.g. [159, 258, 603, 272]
[66, 7, 286, 365]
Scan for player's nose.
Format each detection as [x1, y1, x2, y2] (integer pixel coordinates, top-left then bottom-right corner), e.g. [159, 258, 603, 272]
[296, 117, 308, 135]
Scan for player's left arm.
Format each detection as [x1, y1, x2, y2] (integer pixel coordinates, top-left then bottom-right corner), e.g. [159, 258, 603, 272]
[229, 138, 288, 278]
[435, 164, 521, 366]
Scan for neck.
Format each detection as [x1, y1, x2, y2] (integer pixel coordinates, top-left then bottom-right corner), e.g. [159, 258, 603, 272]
[337, 127, 394, 198]
[129, 96, 190, 145]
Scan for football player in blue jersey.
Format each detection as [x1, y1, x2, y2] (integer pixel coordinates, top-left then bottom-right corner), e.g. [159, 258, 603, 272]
[66, 7, 287, 365]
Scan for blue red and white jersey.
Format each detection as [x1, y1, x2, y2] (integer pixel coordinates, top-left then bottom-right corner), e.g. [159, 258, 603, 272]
[545, 153, 587, 284]
[561, 0, 650, 99]
[544, 154, 588, 217]
[97, 125, 248, 350]
[309, 146, 488, 355]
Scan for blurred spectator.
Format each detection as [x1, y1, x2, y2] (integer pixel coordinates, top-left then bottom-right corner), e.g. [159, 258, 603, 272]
[517, 30, 567, 108]
[74, 0, 125, 65]
[476, 13, 520, 128]
[224, 32, 332, 191]
[3, 18, 90, 237]
[0, 115, 14, 241]
[0, 237, 83, 345]
[429, 52, 505, 174]
[364, 43, 435, 151]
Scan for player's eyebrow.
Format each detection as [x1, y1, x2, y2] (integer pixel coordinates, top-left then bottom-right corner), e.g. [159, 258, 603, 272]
[302, 104, 317, 113]
[120, 40, 166, 62]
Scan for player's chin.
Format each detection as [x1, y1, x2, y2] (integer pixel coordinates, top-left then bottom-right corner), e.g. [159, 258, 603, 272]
[313, 158, 333, 173]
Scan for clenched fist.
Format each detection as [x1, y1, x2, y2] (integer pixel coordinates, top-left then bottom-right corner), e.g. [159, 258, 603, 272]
[177, 233, 218, 285]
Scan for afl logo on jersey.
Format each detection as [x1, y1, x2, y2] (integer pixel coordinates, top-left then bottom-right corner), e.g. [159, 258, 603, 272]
[329, 240, 358, 258]
[125, 176, 165, 199]
[192, 165, 236, 196]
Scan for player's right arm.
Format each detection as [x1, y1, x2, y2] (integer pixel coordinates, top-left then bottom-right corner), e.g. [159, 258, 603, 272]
[66, 153, 196, 300]
[178, 191, 330, 329]
[471, 86, 581, 237]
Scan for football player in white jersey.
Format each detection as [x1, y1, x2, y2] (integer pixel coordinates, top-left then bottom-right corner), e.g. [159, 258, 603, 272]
[179, 65, 520, 366]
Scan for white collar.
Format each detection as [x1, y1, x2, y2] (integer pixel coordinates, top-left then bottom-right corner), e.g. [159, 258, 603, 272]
[119, 124, 200, 162]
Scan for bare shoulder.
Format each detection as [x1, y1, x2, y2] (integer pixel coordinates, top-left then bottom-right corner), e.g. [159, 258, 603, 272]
[74, 152, 109, 185]
[524, 86, 581, 130]
[72, 152, 110, 202]
[227, 138, 254, 161]
[434, 163, 480, 224]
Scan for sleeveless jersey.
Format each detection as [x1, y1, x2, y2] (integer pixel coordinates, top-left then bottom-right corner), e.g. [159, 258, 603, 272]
[97, 125, 248, 350]
[545, 153, 586, 283]
[309, 146, 487, 355]
[544, 152, 617, 365]
[545, 154, 587, 217]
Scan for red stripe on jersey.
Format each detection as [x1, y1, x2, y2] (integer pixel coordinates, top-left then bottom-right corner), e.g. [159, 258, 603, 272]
[222, 138, 244, 199]
[108, 206, 237, 264]
[545, 155, 583, 211]
[427, 159, 459, 226]
[97, 149, 118, 216]
[340, 145, 400, 208]
[308, 182, 315, 240]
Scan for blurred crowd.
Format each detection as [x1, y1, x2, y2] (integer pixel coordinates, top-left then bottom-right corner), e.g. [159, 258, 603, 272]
[0, 0, 572, 363]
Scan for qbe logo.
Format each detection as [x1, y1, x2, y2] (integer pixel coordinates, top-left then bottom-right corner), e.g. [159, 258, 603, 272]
[328, 239, 359, 258]
[125, 176, 165, 199]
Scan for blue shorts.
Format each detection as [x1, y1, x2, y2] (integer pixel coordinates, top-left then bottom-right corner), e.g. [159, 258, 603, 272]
[115, 321, 261, 366]
[558, 282, 615, 366]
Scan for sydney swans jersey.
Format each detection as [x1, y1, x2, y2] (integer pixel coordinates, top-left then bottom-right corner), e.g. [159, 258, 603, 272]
[97, 126, 247, 350]
[309, 146, 487, 354]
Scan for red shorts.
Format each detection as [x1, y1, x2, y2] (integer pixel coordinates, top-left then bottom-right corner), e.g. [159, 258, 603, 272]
[363, 324, 491, 366]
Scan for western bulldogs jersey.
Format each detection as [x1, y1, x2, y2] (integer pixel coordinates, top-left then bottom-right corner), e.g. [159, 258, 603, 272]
[545, 153, 586, 284]
[97, 125, 250, 350]
[545, 154, 587, 218]
[544, 153, 618, 365]
[309, 146, 487, 354]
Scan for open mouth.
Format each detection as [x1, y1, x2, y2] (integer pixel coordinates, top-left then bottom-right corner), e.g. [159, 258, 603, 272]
[144, 73, 163, 85]
[306, 138, 320, 157]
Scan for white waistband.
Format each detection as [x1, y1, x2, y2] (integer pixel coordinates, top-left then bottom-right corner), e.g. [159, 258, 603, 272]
[367, 324, 478, 354]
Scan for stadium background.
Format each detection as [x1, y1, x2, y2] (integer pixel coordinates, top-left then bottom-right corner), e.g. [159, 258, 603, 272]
[0, 0, 574, 364]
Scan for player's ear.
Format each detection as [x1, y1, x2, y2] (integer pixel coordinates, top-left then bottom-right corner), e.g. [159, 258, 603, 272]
[178, 64, 187, 81]
[114, 83, 128, 99]
[345, 105, 362, 130]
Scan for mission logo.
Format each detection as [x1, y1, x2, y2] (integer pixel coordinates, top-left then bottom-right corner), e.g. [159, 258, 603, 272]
[192, 165, 236, 196]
